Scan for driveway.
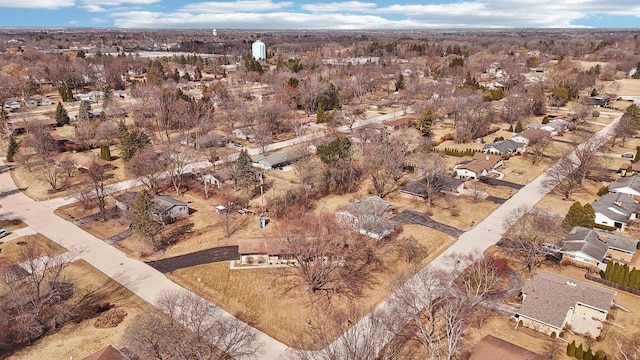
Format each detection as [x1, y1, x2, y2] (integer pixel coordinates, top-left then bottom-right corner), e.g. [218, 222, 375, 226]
[478, 176, 524, 190]
[391, 209, 464, 237]
[147, 246, 239, 273]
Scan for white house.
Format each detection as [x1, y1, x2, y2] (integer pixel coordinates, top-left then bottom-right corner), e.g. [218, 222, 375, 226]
[592, 192, 638, 231]
[510, 128, 550, 145]
[454, 152, 503, 180]
[481, 139, 526, 155]
[561, 226, 639, 265]
[609, 175, 640, 200]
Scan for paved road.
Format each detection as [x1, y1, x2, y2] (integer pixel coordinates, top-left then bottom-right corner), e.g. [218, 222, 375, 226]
[1, 108, 621, 359]
[391, 209, 464, 237]
[147, 245, 239, 273]
[0, 162, 289, 359]
[304, 111, 623, 358]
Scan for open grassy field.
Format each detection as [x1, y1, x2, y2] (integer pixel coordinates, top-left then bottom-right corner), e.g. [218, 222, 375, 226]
[0, 233, 67, 263]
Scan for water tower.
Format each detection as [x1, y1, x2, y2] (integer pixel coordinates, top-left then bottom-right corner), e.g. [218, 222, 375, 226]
[252, 40, 266, 60]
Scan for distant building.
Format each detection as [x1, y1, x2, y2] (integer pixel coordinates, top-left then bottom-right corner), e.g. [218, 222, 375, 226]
[252, 40, 266, 60]
[212, 28, 217, 37]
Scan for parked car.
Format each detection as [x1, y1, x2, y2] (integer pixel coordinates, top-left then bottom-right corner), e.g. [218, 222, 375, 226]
[231, 141, 243, 148]
[622, 153, 634, 159]
[0, 229, 8, 238]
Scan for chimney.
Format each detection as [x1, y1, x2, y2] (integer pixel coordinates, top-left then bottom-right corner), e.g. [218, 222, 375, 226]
[598, 234, 608, 243]
[614, 201, 622, 207]
[485, 155, 490, 161]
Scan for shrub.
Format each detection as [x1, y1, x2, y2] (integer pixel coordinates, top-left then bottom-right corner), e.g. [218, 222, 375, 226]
[551, 331, 557, 338]
[594, 223, 616, 231]
[560, 331, 565, 338]
[592, 110, 600, 117]
[542, 115, 550, 124]
[597, 186, 609, 196]
[94, 308, 127, 328]
[518, 319, 524, 327]
[567, 340, 576, 357]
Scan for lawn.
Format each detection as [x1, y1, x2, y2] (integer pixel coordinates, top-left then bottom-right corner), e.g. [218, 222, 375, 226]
[0, 233, 67, 263]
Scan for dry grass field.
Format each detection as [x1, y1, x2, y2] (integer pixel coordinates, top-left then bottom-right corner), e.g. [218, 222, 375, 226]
[0, 233, 67, 262]
[8, 260, 158, 360]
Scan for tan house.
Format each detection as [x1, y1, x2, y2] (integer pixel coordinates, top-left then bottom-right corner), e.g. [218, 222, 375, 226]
[516, 272, 615, 336]
[237, 238, 291, 265]
[454, 152, 503, 180]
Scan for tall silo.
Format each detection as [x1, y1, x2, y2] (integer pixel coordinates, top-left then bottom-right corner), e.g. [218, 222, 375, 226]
[252, 40, 266, 60]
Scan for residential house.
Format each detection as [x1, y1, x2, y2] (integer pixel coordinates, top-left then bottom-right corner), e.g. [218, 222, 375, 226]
[516, 272, 616, 336]
[25, 96, 53, 107]
[385, 115, 415, 131]
[115, 192, 189, 222]
[481, 139, 526, 155]
[527, 119, 570, 136]
[454, 152, 503, 180]
[584, 96, 610, 107]
[201, 167, 234, 188]
[349, 124, 386, 143]
[617, 162, 640, 177]
[469, 335, 547, 360]
[81, 345, 130, 360]
[182, 132, 229, 149]
[510, 128, 550, 146]
[252, 150, 302, 170]
[562, 226, 639, 265]
[237, 237, 290, 265]
[3, 100, 21, 111]
[592, 192, 638, 231]
[335, 196, 396, 240]
[609, 175, 640, 200]
[8, 117, 57, 134]
[73, 91, 104, 102]
[62, 152, 114, 171]
[400, 176, 464, 201]
[232, 126, 255, 140]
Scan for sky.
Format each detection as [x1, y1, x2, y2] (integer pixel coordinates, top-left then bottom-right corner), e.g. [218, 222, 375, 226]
[0, 0, 638, 29]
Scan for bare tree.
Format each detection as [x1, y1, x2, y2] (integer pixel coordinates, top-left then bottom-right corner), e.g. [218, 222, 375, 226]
[124, 290, 259, 360]
[272, 215, 383, 299]
[85, 158, 109, 221]
[502, 206, 562, 273]
[526, 135, 551, 165]
[127, 146, 169, 194]
[2, 241, 76, 350]
[361, 135, 408, 198]
[289, 303, 408, 360]
[610, 113, 638, 148]
[615, 336, 640, 360]
[544, 154, 581, 200]
[164, 145, 193, 196]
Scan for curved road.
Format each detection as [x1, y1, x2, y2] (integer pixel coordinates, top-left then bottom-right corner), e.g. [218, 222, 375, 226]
[0, 110, 621, 359]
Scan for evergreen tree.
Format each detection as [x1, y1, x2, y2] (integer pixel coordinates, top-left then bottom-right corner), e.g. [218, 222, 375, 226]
[604, 261, 614, 281]
[6, 135, 19, 162]
[563, 201, 585, 230]
[542, 115, 550, 124]
[585, 349, 593, 360]
[78, 100, 92, 122]
[576, 343, 584, 360]
[567, 340, 576, 357]
[234, 149, 256, 191]
[118, 127, 150, 161]
[395, 73, 405, 91]
[508, 124, 514, 132]
[100, 145, 112, 161]
[132, 190, 161, 247]
[582, 203, 596, 228]
[54, 102, 70, 126]
[514, 120, 524, 133]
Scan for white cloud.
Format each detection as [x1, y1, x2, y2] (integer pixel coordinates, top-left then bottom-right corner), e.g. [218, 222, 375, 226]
[181, 0, 293, 14]
[301, 1, 377, 13]
[110, 0, 640, 29]
[82, 4, 106, 12]
[82, 0, 159, 5]
[0, 0, 74, 9]
[91, 17, 108, 23]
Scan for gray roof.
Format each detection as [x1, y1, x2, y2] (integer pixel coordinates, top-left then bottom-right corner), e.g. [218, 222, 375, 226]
[610, 176, 640, 195]
[482, 139, 524, 154]
[154, 195, 188, 213]
[400, 176, 463, 197]
[517, 272, 616, 329]
[562, 226, 608, 262]
[252, 150, 301, 169]
[338, 196, 394, 217]
[592, 192, 638, 223]
[596, 231, 639, 254]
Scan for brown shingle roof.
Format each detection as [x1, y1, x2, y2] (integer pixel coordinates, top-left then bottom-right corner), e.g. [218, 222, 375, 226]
[470, 335, 548, 360]
[81, 345, 130, 360]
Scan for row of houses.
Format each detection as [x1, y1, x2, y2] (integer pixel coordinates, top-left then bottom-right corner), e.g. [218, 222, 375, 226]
[4, 96, 53, 110]
[480, 119, 570, 156]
